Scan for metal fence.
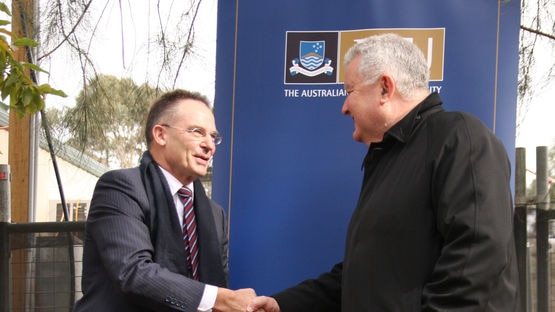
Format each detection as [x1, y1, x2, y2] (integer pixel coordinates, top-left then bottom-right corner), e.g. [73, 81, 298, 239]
[0, 147, 554, 311]
[0, 221, 84, 312]
[515, 146, 554, 312]
[517, 208, 555, 312]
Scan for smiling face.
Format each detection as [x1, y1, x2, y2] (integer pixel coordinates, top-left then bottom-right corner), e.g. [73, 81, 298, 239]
[151, 99, 218, 185]
[342, 55, 389, 146]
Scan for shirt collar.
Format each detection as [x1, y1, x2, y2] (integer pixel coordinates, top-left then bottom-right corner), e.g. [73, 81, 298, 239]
[158, 166, 194, 196]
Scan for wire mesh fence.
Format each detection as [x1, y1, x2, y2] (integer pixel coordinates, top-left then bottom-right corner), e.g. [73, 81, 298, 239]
[1, 222, 84, 312]
[525, 207, 555, 312]
[526, 238, 555, 312]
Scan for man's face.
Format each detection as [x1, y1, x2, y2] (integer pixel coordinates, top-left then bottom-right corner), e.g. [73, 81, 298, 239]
[342, 55, 387, 145]
[158, 99, 218, 184]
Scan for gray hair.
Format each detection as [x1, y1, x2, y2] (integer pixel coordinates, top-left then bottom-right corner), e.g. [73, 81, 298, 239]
[344, 33, 429, 99]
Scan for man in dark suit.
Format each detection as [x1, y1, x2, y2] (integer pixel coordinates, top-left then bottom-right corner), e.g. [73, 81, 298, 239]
[248, 33, 519, 311]
[74, 89, 256, 312]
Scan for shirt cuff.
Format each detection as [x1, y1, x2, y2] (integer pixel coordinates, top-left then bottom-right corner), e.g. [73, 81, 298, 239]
[198, 284, 218, 312]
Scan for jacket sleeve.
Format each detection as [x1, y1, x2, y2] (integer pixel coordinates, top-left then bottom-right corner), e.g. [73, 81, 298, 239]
[272, 262, 342, 312]
[422, 113, 519, 310]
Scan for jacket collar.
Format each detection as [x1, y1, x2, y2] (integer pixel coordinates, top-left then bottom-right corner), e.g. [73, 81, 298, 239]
[378, 92, 443, 146]
[362, 92, 443, 170]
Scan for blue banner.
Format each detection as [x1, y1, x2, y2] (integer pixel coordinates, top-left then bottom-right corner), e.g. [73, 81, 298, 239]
[213, 0, 520, 295]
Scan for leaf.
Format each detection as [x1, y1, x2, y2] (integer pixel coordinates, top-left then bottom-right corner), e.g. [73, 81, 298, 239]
[22, 87, 33, 107]
[1, 73, 16, 99]
[14, 104, 25, 118]
[0, 28, 12, 36]
[33, 91, 44, 111]
[11, 93, 26, 118]
[0, 42, 14, 61]
[12, 37, 38, 47]
[38, 83, 67, 97]
[21, 62, 48, 73]
[9, 83, 21, 106]
[49, 88, 67, 97]
[0, 20, 10, 26]
[0, 2, 11, 16]
[8, 59, 24, 72]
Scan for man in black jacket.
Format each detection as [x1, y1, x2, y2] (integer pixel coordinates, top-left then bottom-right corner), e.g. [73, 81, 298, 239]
[248, 33, 519, 312]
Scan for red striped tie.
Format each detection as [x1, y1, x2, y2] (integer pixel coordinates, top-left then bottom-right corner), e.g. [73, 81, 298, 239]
[178, 186, 199, 280]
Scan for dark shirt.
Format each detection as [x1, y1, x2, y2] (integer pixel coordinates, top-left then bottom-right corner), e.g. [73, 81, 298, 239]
[274, 92, 519, 311]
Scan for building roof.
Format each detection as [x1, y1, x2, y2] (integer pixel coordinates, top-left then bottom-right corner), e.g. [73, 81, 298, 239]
[0, 109, 109, 177]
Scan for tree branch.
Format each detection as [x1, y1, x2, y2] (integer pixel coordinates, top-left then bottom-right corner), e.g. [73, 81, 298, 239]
[38, 0, 93, 61]
[520, 25, 555, 41]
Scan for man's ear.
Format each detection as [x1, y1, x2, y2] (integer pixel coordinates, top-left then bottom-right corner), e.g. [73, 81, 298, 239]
[379, 75, 396, 99]
[152, 124, 168, 146]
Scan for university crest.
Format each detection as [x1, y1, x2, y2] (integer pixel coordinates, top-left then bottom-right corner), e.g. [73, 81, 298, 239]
[290, 40, 334, 77]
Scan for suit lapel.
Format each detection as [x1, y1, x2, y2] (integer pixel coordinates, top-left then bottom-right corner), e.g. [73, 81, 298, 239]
[193, 179, 227, 286]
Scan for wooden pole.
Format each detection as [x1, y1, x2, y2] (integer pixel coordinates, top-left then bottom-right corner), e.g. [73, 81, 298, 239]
[9, 0, 34, 223]
[9, 1, 34, 311]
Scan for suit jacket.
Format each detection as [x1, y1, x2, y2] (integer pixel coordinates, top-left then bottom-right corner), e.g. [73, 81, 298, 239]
[74, 152, 228, 312]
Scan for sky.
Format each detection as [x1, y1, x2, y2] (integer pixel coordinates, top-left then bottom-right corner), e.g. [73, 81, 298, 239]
[517, 81, 555, 148]
[514, 0, 555, 174]
[517, 81, 555, 177]
[41, 0, 218, 108]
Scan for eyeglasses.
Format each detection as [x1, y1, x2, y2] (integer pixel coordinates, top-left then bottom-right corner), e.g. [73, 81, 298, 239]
[160, 124, 222, 145]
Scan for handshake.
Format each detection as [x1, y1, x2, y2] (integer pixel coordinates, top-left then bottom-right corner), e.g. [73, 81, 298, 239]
[214, 287, 279, 312]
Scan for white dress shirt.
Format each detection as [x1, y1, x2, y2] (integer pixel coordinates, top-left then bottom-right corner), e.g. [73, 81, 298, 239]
[160, 167, 218, 312]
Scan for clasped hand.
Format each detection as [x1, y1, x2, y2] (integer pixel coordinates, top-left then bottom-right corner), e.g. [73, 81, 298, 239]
[214, 288, 280, 312]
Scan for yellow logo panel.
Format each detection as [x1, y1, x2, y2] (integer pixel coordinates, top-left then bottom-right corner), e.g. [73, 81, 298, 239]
[338, 28, 445, 82]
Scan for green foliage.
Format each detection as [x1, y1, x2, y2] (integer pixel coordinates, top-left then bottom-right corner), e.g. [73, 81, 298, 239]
[47, 74, 163, 168]
[0, 3, 66, 118]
